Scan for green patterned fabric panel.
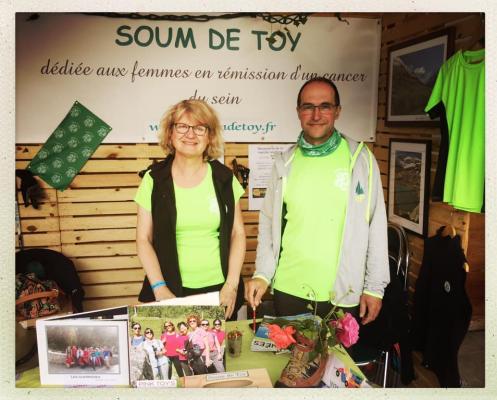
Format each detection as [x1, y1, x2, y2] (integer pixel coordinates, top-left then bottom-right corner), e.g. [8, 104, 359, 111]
[27, 101, 112, 191]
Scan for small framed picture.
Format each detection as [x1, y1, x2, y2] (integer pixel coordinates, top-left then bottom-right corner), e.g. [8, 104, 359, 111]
[386, 28, 454, 126]
[387, 139, 431, 236]
[36, 319, 130, 387]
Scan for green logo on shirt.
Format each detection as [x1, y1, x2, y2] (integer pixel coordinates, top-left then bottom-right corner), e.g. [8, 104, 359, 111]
[355, 181, 364, 195]
[355, 181, 365, 202]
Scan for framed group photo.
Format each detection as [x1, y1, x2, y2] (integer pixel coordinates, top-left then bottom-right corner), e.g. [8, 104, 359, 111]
[387, 139, 431, 236]
[386, 28, 455, 126]
[36, 319, 130, 387]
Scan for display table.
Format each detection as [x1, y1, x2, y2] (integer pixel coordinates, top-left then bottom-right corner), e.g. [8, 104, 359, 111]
[16, 319, 367, 388]
[225, 320, 289, 385]
[16, 321, 288, 388]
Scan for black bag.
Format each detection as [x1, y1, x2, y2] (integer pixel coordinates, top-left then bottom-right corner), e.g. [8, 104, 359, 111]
[16, 249, 85, 312]
[185, 340, 208, 375]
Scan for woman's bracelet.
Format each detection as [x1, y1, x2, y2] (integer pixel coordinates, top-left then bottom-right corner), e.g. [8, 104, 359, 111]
[151, 280, 167, 290]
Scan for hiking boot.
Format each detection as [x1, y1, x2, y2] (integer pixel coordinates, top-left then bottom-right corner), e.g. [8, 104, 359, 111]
[275, 330, 328, 388]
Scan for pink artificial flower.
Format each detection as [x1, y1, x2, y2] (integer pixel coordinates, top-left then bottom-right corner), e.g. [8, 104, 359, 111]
[267, 324, 297, 349]
[331, 313, 359, 348]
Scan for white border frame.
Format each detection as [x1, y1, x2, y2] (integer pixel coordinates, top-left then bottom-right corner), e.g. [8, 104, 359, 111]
[36, 319, 130, 387]
[387, 34, 450, 123]
[388, 140, 430, 236]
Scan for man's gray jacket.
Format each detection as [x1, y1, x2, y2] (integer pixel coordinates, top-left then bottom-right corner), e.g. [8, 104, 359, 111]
[253, 136, 390, 306]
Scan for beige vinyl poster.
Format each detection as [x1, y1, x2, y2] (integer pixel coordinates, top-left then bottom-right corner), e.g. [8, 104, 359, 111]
[16, 13, 381, 143]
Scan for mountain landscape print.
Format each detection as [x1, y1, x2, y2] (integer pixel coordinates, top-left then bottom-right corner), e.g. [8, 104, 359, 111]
[387, 30, 452, 124]
[391, 43, 445, 116]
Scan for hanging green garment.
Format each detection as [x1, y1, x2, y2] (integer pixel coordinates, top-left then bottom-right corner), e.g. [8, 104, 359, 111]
[27, 101, 112, 191]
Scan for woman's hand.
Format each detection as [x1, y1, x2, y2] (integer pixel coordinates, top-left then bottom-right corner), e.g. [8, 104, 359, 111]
[154, 285, 176, 301]
[220, 281, 238, 319]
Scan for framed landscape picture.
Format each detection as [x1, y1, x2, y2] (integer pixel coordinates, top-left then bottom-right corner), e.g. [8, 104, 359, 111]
[386, 28, 454, 126]
[36, 318, 130, 387]
[388, 139, 431, 236]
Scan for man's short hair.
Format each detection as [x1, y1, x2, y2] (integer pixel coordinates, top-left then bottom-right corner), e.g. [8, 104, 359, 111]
[297, 77, 341, 107]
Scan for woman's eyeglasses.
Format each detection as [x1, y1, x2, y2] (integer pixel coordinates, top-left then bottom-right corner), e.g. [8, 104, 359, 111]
[174, 123, 208, 136]
[145, 331, 152, 335]
[201, 323, 209, 326]
[188, 319, 197, 324]
[214, 323, 221, 326]
[133, 327, 141, 330]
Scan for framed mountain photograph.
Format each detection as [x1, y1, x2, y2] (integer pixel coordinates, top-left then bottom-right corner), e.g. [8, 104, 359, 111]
[386, 28, 454, 126]
[388, 139, 431, 236]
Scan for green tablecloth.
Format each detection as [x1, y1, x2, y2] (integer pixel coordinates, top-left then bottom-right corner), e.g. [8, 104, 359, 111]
[225, 320, 289, 385]
[16, 367, 41, 388]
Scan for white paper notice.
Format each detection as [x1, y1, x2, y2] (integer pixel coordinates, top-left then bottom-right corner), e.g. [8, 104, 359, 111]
[248, 144, 293, 210]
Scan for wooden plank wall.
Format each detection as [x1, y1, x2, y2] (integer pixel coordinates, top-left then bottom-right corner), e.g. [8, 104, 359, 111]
[375, 13, 485, 328]
[16, 13, 485, 323]
[16, 144, 166, 310]
[15, 143, 261, 310]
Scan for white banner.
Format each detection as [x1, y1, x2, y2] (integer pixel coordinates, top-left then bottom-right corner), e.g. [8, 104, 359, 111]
[16, 13, 380, 143]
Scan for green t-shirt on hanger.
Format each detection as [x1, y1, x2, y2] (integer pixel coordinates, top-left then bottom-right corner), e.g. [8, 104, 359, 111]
[425, 49, 485, 213]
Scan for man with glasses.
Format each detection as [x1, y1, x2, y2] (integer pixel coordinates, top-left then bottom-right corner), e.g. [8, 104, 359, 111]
[245, 77, 389, 325]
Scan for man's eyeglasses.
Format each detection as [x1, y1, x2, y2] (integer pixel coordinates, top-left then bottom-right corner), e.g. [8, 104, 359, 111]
[299, 103, 338, 115]
[174, 123, 208, 136]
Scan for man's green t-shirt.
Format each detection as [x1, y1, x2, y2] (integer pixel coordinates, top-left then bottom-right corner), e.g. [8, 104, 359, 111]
[134, 163, 244, 288]
[273, 141, 350, 301]
[425, 49, 485, 212]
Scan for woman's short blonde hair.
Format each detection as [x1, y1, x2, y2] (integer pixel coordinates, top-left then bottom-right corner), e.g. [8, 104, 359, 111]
[158, 99, 224, 160]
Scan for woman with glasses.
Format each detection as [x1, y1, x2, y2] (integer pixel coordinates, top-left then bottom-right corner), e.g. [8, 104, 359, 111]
[200, 319, 225, 373]
[185, 314, 210, 374]
[212, 319, 226, 359]
[175, 321, 192, 376]
[160, 320, 184, 378]
[130, 322, 145, 348]
[142, 328, 170, 380]
[135, 99, 246, 321]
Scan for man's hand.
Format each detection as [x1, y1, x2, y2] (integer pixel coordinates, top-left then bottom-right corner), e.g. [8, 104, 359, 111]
[244, 277, 269, 310]
[359, 293, 382, 325]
